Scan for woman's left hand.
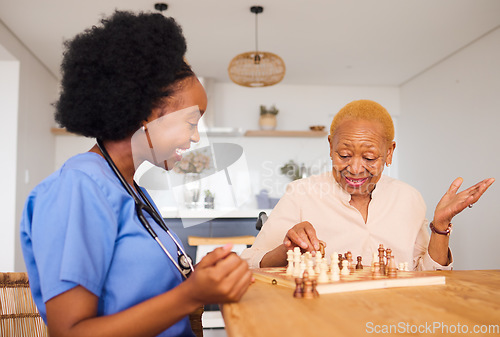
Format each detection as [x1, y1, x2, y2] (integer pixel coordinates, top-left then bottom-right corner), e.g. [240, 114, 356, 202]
[432, 177, 495, 229]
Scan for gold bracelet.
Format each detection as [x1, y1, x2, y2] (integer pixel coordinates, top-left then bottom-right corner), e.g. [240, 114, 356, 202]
[429, 222, 452, 236]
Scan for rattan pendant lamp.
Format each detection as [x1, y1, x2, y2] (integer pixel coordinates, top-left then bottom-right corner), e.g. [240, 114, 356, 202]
[228, 6, 286, 87]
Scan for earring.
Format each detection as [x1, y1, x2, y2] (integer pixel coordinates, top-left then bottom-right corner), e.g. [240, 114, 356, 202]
[386, 163, 391, 167]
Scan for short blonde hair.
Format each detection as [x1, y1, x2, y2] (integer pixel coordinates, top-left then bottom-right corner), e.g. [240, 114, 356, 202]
[330, 100, 394, 144]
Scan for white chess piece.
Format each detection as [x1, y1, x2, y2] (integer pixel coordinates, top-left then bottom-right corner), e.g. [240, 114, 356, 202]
[299, 256, 306, 277]
[370, 252, 378, 273]
[329, 259, 340, 281]
[286, 249, 294, 275]
[292, 248, 302, 277]
[404, 262, 409, 271]
[315, 251, 322, 274]
[317, 259, 329, 283]
[341, 260, 350, 276]
[307, 257, 315, 277]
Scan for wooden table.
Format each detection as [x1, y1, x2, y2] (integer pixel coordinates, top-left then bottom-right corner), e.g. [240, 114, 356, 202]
[221, 270, 500, 337]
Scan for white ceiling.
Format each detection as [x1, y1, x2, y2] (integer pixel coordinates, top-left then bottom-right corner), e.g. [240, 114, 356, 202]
[1, 0, 499, 86]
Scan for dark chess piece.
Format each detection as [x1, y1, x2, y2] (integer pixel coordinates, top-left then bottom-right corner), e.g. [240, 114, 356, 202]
[302, 271, 314, 299]
[356, 256, 363, 269]
[293, 277, 303, 298]
[311, 278, 320, 298]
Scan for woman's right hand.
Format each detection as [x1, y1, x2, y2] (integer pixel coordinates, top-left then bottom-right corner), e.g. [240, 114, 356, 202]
[185, 244, 252, 305]
[283, 221, 322, 253]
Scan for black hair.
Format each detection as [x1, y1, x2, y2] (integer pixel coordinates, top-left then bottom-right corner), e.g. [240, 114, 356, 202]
[55, 11, 195, 140]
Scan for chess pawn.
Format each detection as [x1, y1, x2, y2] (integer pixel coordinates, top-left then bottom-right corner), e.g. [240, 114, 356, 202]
[330, 252, 338, 267]
[346, 251, 354, 271]
[302, 271, 314, 299]
[398, 263, 404, 271]
[293, 277, 304, 298]
[299, 257, 307, 277]
[286, 249, 294, 275]
[338, 254, 343, 270]
[317, 260, 329, 283]
[404, 261, 410, 271]
[314, 252, 322, 274]
[387, 255, 397, 278]
[341, 260, 350, 276]
[385, 248, 392, 274]
[356, 256, 363, 270]
[307, 257, 315, 277]
[329, 263, 340, 281]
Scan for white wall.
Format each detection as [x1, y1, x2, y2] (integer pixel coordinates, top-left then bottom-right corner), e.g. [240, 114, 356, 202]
[399, 27, 500, 270]
[0, 20, 58, 271]
[0, 46, 19, 271]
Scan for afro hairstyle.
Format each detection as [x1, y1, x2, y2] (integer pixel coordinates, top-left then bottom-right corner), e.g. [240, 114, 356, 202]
[55, 10, 194, 140]
[329, 100, 395, 145]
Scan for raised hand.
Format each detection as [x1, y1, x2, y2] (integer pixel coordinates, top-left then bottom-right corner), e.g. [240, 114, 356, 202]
[432, 177, 495, 229]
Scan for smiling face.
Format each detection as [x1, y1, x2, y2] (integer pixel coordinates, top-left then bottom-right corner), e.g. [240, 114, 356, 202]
[328, 119, 395, 197]
[131, 77, 208, 170]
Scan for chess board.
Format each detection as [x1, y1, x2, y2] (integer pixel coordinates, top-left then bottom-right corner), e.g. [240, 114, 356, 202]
[252, 267, 446, 294]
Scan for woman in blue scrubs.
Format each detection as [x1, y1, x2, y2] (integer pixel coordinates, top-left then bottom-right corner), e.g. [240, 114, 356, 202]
[20, 11, 252, 337]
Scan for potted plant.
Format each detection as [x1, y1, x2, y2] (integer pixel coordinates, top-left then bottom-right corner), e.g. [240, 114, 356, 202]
[173, 149, 212, 208]
[259, 105, 279, 130]
[280, 160, 301, 181]
[204, 189, 215, 209]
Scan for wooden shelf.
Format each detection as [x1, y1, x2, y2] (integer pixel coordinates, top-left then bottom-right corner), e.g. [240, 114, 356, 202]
[52, 127, 327, 138]
[244, 130, 327, 137]
[51, 127, 76, 136]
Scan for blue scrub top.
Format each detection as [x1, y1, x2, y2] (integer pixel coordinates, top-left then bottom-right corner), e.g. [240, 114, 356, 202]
[20, 152, 195, 337]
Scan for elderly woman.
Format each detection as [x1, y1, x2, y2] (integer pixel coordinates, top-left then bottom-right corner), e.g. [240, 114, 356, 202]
[20, 11, 251, 337]
[241, 99, 494, 270]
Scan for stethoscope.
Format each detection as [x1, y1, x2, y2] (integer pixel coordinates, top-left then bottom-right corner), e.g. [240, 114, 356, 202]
[96, 139, 194, 279]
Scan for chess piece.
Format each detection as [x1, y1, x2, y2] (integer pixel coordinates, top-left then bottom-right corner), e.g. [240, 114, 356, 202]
[371, 252, 380, 276]
[378, 244, 386, 275]
[314, 252, 322, 274]
[341, 260, 350, 276]
[299, 256, 306, 277]
[356, 256, 363, 269]
[307, 257, 315, 277]
[293, 247, 302, 277]
[404, 261, 410, 271]
[317, 259, 329, 283]
[319, 241, 326, 258]
[293, 277, 303, 298]
[302, 271, 314, 299]
[330, 252, 338, 266]
[385, 248, 392, 276]
[346, 251, 354, 271]
[338, 254, 343, 270]
[387, 254, 397, 278]
[330, 262, 340, 281]
[286, 249, 294, 275]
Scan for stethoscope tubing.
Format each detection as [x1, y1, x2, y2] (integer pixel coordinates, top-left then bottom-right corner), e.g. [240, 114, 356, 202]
[96, 139, 194, 278]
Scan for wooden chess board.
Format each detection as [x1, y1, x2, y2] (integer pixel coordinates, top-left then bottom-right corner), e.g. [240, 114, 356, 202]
[252, 267, 446, 294]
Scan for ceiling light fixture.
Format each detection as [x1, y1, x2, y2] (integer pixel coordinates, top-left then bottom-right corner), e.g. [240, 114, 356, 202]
[154, 3, 168, 14]
[228, 6, 286, 87]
